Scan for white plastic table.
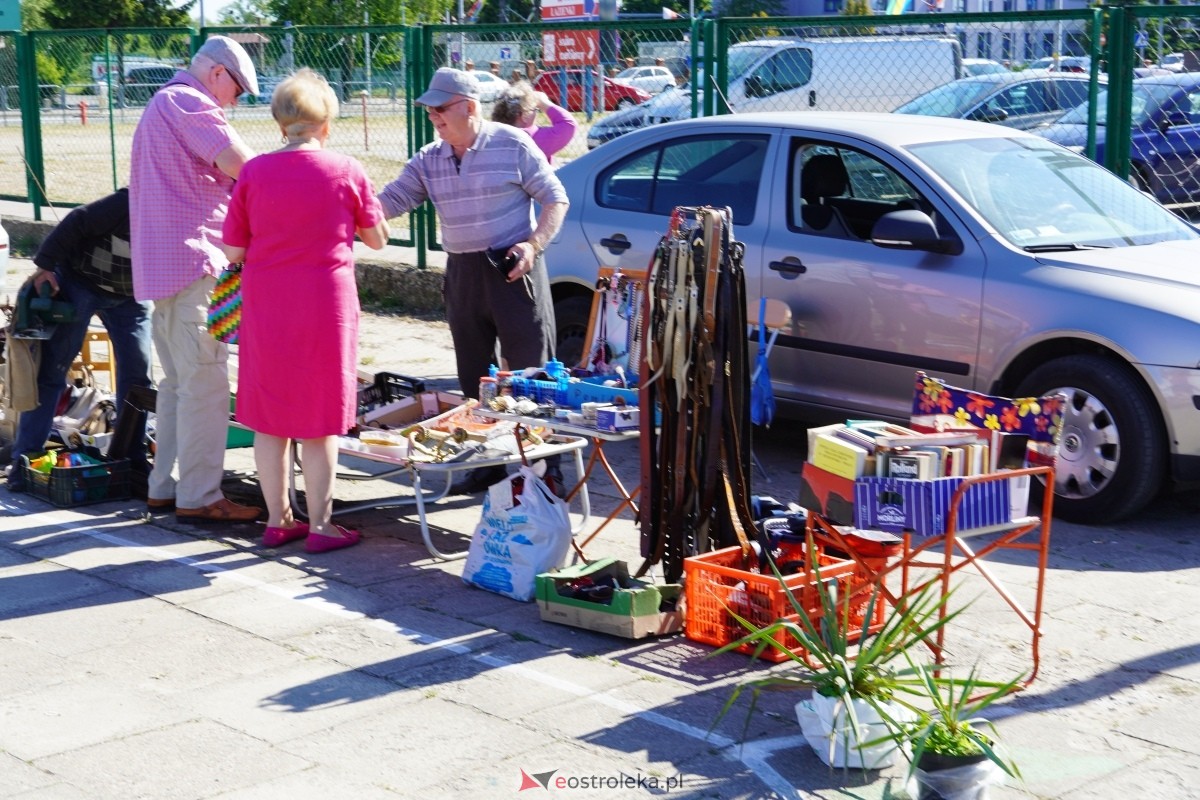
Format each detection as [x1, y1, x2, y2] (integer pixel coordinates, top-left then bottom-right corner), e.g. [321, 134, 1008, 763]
[287, 434, 590, 561]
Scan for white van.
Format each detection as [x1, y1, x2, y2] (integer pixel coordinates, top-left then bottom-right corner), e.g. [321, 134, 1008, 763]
[643, 37, 963, 123]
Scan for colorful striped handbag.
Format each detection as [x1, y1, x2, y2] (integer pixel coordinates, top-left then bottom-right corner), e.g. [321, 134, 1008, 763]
[207, 261, 243, 344]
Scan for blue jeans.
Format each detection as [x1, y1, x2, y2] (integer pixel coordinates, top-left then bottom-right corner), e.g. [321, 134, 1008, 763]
[8, 268, 153, 487]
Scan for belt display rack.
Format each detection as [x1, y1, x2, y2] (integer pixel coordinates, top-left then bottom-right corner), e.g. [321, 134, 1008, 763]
[638, 206, 755, 583]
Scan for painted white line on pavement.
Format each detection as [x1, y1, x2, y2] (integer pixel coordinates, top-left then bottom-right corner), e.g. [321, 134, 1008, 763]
[0, 502, 801, 796]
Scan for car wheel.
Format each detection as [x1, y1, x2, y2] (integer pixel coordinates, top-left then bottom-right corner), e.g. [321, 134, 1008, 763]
[1016, 354, 1166, 523]
[553, 293, 593, 369]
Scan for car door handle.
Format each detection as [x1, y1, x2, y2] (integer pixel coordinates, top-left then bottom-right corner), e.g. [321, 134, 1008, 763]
[808, 90, 816, 107]
[600, 235, 632, 253]
[769, 259, 807, 277]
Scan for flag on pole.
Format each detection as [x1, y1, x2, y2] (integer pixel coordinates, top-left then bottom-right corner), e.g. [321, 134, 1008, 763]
[467, 0, 485, 21]
[662, 7, 681, 19]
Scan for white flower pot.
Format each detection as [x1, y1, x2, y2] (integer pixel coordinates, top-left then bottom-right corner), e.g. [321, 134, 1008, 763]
[796, 690, 906, 769]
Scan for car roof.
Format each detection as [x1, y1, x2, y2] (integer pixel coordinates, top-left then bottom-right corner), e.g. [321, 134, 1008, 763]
[1132, 72, 1200, 87]
[952, 69, 1090, 86]
[637, 111, 1038, 148]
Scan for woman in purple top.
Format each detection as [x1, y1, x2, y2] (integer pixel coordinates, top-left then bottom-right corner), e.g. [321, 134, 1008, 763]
[491, 85, 578, 164]
[222, 68, 389, 554]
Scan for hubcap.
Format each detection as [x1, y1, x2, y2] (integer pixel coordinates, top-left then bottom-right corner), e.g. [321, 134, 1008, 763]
[1048, 385, 1120, 501]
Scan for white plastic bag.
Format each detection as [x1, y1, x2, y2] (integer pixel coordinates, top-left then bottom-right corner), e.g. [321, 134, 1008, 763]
[462, 464, 572, 602]
[797, 693, 908, 770]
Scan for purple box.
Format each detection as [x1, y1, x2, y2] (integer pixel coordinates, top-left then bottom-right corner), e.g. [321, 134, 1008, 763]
[853, 475, 1012, 537]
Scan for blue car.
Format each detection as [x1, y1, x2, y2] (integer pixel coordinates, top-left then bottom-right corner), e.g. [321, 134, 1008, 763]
[1038, 73, 1200, 205]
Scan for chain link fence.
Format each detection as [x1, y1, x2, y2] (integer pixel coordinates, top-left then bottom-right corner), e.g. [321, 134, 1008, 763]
[4, 11, 1200, 255]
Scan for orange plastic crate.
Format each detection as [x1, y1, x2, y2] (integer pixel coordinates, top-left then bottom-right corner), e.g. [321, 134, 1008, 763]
[683, 542, 882, 662]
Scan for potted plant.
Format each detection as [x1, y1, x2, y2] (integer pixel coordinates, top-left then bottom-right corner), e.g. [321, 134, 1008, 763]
[711, 550, 964, 770]
[884, 655, 1024, 799]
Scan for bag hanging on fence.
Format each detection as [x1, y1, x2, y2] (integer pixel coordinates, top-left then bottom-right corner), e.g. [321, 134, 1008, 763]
[207, 262, 243, 344]
[462, 463, 573, 602]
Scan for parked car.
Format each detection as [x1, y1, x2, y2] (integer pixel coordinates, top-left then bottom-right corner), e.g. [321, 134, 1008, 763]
[585, 103, 653, 148]
[472, 70, 508, 103]
[893, 70, 1099, 130]
[1026, 55, 1091, 73]
[962, 58, 1009, 76]
[244, 75, 284, 105]
[1160, 53, 1185, 72]
[613, 65, 677, 94]
[122, 66, 176, 104]
[534, 71, 651, 112]
[1036, 72, 1200, 205]
[543, 112, 1200, 523]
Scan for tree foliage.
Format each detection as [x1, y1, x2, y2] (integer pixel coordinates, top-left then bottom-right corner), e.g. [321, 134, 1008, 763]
[714, 0, 784, 16]
[266, 0, 455, 26]
[43, 0, 193, 29]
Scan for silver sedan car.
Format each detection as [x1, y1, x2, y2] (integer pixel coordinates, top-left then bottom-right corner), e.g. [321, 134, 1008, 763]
[544, 112, 1200, 523]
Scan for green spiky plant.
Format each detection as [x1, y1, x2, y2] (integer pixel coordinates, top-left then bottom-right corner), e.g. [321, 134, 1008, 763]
[709, 544, 967, 765]
[887, 654, 1024, 784]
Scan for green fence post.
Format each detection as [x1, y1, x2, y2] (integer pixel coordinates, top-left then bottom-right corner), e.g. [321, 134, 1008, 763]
[1085, 7, 1103, 161]
[1104, 4, 1134, 181]
[16, 32, 46, 219]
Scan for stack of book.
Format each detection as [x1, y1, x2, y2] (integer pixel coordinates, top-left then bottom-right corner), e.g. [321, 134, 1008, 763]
[806, 420, 1031, 482]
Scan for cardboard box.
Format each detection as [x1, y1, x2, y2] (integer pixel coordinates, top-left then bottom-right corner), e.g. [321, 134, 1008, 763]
[536, 558, 683, 639]
[594, 405, 639, 432]
[361, 391, 515, 443]
[798, 462, 856, 525]
[853, 474, 1013, 537]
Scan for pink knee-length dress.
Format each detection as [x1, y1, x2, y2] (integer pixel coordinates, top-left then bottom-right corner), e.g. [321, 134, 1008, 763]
[223, 149, 384, 438]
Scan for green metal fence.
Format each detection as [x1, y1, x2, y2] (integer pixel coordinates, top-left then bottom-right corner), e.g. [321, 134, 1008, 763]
[4, 10, 1197, 263]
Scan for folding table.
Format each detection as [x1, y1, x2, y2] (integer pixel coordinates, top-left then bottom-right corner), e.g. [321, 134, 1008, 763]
[287, 434, 590, 561]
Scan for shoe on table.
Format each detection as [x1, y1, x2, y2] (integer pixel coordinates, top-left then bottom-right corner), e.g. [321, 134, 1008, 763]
[176, 497, 262, 522]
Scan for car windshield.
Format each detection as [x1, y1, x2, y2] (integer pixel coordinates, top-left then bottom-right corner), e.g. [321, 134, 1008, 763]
[1056, 83, 1181, 127]
[911, 135, 1198, 248]
[728, 46, 774, 81]
[894, 80, 1000, 116]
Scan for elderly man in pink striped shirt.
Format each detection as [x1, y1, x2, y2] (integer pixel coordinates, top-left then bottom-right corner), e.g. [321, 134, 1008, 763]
[130, 35, 261, 523]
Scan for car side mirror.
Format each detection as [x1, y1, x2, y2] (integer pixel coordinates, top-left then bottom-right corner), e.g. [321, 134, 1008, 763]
[1160, 110, 1190, 132]
[871, 209, 962, 255]
[745, 75, 764, 98]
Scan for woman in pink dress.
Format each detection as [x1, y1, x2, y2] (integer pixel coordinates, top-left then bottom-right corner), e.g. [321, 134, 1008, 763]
[223, 68, 389, 553]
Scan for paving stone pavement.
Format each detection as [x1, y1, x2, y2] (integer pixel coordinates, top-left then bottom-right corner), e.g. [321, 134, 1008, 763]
[3, 250, 1200, 799]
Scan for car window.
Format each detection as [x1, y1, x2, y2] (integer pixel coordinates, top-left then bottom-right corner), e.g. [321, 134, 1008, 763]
[594, 134, 768, 224]
[789, 143, 925, 240]
[748, 48, 812, 97]
[1054, 79, 1090, 110]
[988, 82, 1049, 116]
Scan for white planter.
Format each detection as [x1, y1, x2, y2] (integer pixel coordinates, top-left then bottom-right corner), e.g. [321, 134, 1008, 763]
[796, 690, 907, 769]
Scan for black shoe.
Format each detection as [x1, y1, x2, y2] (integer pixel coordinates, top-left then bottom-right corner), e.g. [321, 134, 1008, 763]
[449, 464, 509, 495]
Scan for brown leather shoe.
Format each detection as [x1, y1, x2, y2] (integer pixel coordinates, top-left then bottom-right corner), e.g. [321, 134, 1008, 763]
[147, 497, 175, 512]
[175, 497, 262, 522]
